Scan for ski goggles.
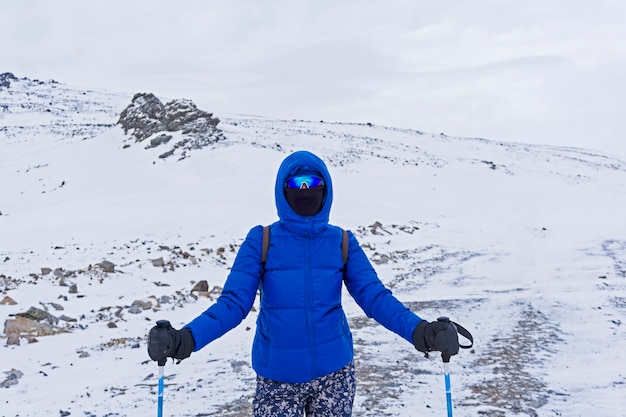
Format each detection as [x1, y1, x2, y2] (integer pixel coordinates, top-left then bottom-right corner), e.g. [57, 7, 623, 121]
[285, 174, 325, 189]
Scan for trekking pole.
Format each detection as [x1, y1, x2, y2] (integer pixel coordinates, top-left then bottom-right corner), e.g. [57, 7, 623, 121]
[441, 352, 453, 417]
[436, 317, 474, 417]
[154, 319, 171, 417]
[157, 357, 166, 417]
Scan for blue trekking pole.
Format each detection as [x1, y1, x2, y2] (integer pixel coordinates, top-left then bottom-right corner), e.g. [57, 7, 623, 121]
[154, 319, 171, 417]
[436, 317, 474, 417]
[157, 357, 166, 417]
[442, 352, 453, 417]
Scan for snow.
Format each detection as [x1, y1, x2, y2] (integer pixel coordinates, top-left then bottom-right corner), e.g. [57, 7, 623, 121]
[1, 82, 626, 416]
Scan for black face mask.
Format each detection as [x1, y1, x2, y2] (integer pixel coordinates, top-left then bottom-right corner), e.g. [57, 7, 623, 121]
[284, 186, 325, 216]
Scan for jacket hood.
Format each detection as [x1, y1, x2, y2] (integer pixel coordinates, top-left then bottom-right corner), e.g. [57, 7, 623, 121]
[275, 150, 333, 234]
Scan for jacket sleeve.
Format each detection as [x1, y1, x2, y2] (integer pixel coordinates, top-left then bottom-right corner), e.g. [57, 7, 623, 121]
[342, 230, 424, 343]
[184, 225, 264, 350]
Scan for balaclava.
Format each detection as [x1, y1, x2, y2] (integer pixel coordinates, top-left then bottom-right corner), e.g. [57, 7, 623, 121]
[284, 169, 326, 216]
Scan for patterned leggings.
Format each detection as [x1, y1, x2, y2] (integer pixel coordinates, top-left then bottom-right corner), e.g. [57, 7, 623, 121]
[252, 362, 356, 417]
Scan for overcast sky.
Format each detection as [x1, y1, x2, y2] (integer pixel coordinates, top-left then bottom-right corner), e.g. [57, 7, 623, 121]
[2, 0, 625, 158]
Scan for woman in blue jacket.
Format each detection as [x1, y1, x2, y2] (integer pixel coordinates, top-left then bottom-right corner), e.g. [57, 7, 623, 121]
[148, 150, 459, 416]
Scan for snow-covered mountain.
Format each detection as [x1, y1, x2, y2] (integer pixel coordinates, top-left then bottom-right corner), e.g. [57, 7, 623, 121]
[1, 73, 625, 416]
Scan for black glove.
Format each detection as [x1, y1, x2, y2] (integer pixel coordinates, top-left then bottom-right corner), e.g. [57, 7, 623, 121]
[147, 320, 195, 363]
[412, 318, 460, 357]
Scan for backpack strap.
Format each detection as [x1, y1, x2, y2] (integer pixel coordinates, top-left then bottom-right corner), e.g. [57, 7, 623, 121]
[261, 225, 270, 275]
[261, 225, 348, 274]
[341, 229, 349, 265]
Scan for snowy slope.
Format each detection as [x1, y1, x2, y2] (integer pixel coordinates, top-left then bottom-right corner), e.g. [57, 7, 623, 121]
[1, 75, 625, 417]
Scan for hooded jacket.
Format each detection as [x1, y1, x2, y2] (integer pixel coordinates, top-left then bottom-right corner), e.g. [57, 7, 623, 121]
[185, 150, 424, 383]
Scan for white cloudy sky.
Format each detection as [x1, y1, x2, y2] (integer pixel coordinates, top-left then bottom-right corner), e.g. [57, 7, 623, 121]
[2, 0, 625, 157]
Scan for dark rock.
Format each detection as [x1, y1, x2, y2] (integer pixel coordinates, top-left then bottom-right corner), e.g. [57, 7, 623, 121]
[146, 133, 172, 148]
[191, 280, 209, 292]
[98, 260, 115, 273]
[117, 93, 166, 141]
[16, 306, 59, 324]
[158, 149, 175, 159]
[0, 72, 18, 89]
[0, 369, 23, 388]
[163, 99, 219, 132]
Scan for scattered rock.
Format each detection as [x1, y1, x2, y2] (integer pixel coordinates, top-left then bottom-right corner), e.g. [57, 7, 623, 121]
[0, 295, 17, 305]
[40, 301, 64, 311]
[132, 300, 152, 309]
[0, 369, 23, 388]
[126, 305, 141, 314]
[191, 280, 209, 293]
[16, 306, 59, 324]
[128, 299, 152, 314]
[158, 149, 175, 159]
[372, 254, 391, 265]
[49, 302, 64, 311]
[69, 283, 78, 294]
[6, 334, 20, 345]
[146, 133, 172, 149]
[98, 260, 115, 273]
[369, 221, 391, 235]
[151, 257, 164, 267]
[4, 316, 67, 345]
[41, 267, 52, 275]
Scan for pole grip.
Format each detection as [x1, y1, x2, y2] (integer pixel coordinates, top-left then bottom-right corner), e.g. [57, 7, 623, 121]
[156, 319, 171, 329]
[155, 320, 171, 366]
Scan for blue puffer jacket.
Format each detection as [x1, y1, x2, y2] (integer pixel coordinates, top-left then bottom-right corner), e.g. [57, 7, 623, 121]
[185, 150, 424, 383]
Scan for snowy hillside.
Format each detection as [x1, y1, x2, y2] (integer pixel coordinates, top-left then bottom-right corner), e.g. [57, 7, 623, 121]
[1, 74, 625, 417]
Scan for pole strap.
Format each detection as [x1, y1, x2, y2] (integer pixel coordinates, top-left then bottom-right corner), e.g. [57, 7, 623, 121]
[451, 320, 474, 349]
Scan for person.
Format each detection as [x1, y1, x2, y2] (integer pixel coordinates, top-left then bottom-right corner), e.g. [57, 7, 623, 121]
[147, 150, 460, 416]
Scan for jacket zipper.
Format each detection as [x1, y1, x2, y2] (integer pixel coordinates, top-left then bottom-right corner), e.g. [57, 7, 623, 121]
[305, 233, 317, 378]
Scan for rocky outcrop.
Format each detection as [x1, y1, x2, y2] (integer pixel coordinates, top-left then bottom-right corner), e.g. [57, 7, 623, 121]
[117, 93, 224, 159]
[4, 311, 69, 345]
[0, 72, 19, 89]
[117, 93, 167, 141]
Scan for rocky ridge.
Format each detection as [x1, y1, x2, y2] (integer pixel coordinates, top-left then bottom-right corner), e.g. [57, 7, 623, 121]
[1, 72, 224, 160]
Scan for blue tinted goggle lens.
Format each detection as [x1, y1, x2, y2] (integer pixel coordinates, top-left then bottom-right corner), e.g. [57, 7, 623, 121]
[285, 175, 325, 189]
